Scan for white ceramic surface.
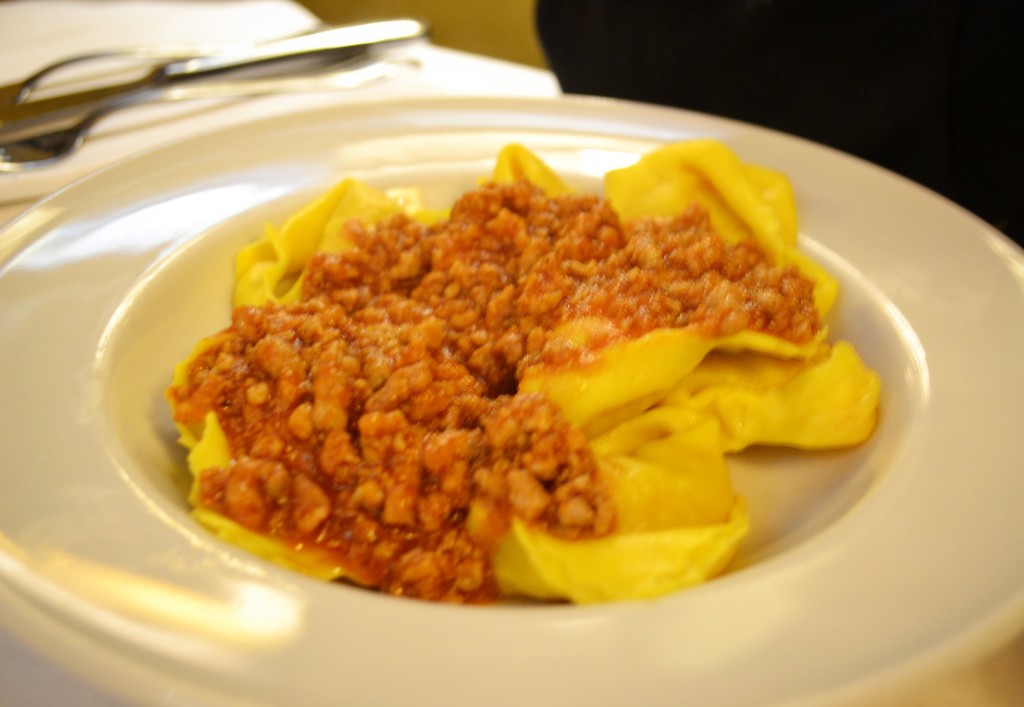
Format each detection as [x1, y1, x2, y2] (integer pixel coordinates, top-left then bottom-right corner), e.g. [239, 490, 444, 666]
[0, 96, 1022, 707]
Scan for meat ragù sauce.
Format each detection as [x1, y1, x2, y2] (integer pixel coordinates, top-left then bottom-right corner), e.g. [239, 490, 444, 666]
[168, 181, 820, 603]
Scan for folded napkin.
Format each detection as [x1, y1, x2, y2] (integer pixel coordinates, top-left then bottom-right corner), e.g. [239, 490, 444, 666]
[0, 0, 560, 209]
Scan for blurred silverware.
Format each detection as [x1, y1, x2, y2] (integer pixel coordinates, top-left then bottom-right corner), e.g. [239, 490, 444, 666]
[0, 28, 334, 107]
[0, 57, 410, 171]
[0, 18, 428, 161]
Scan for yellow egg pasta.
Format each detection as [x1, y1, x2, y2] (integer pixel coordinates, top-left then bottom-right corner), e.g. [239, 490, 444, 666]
[166, 141, 879, 603]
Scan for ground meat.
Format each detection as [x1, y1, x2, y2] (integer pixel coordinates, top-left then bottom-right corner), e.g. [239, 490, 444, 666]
[168, 180, 820, 603]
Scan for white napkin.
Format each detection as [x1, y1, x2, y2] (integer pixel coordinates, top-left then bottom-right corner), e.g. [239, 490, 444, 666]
[0, 0, 560, 209]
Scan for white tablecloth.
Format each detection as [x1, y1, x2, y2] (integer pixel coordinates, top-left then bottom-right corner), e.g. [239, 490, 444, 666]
[1, 2, 1021, 705]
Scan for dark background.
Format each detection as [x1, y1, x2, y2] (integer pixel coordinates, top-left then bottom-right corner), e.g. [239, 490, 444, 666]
[535, 0, 1023, 247]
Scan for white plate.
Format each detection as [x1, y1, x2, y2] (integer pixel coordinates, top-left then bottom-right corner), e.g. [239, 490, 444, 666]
[1, 97, 1022, 707]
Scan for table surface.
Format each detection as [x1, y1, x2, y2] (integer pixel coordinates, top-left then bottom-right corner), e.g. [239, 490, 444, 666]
[1, 4, 1022, 700]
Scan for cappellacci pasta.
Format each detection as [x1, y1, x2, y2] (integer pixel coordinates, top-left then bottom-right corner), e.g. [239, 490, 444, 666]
[166, 141, 880, 603]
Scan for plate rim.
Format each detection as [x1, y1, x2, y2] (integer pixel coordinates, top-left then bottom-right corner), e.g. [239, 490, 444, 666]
[1, 94, 1023, 707]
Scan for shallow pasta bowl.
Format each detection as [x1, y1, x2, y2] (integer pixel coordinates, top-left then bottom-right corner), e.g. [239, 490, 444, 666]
[0, 96, 1022, 706]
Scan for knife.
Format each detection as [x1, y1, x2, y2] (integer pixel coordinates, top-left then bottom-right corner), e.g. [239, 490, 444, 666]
[0, 18, 428, 144]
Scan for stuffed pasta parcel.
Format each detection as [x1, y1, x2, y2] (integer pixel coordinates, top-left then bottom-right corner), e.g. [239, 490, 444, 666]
[166, 142, 879, 603]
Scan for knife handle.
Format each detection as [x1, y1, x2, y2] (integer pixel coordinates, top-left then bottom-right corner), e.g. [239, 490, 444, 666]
[162, 19, 428, 79]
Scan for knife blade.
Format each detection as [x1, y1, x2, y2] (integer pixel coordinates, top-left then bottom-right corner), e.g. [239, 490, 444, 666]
[0, 18, 428, 143]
